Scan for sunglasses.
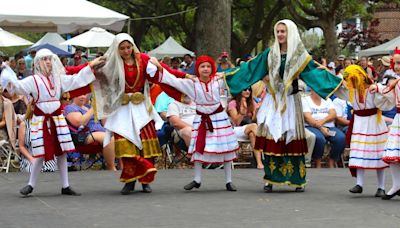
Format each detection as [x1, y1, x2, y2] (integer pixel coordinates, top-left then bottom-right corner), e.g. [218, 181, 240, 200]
[244, 87, 252, 91]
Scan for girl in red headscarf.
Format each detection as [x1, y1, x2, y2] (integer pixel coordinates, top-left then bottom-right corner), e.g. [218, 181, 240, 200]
[150, 56, 239, 191]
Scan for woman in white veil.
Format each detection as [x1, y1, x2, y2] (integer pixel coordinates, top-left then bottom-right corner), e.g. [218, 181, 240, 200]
[92, 33, 188, 194]
[223, 19, 343, 192]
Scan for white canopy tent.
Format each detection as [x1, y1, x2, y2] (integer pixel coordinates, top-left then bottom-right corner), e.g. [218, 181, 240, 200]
[148, 36, 194, 59]
[32, 32, 75, 53]
[359, 35, 400, 57]
[0, 0, 129, 34]
[0, 27, 33, 47]
[61, 27, 115, 48]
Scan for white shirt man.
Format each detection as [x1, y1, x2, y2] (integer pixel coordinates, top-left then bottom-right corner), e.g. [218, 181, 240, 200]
[166, 97, 196, 147]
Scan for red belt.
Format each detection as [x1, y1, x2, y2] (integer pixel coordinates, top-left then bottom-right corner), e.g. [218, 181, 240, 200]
[195, 105, 224, 154]
[34, 107, 63, 161]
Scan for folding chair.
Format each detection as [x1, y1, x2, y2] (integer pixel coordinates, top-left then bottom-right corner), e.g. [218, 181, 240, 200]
[159, 123, 190, 169]
[232, 139, 253, 169]
[0, 140, 20, 173]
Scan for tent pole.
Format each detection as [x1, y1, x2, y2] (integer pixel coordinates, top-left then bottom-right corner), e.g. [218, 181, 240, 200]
[127, 19, 131, 35]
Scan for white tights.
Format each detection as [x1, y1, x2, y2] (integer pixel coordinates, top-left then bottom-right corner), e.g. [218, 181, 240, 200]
[193, 161, 233, 184]
[356, 168, 385, 189]
[28, 153, 69, 188]
[387, 163, 400, 195]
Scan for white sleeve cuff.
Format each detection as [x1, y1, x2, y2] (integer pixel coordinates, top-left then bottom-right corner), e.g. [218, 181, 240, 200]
[146, 62, 158, 78]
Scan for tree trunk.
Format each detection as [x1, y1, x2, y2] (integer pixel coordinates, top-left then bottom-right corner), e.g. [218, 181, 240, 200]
[322, 19, 338, 62]
[195, 0, 232, 59]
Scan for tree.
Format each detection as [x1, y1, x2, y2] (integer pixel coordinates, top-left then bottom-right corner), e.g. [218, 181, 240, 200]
[90, 0, 286, 59]
[338, 18, 382, 51]
[231, 0, 285, 58]
[194, 0, 232, 59]
[282, 0, 369, 60]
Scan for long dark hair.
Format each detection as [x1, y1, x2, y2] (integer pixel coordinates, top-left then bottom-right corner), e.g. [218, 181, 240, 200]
[234, 87, 254, 116]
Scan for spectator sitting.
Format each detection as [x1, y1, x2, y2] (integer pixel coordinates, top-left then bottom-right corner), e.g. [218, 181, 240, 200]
[180, 54, 196, 75]
[3, 89, 28, 124]
[68, 50, 88, 66]
[60, 56, 68, 67]
[344, 57, 353, 69]
[171, 57, 181, 70]
[332, 96, 352, 134]
[149, 82, 163, 105]
[19, 110, 57, 173]
[161, 56, 172, 67]
[154, 91, 174, 121]
[227, 87, 261, 168]
[377, 56, 391, 83]
[0, 90, 17, 151]
[302, 88, 346, 168]
[327, 62, 336, 75]
[335, 54, 345, 74]
[24, 49, 36, 72]
[9, 58, 17, 72]
[359, 56, 375, 81]
[64, 94, 116, 171]
[217, 51, 235, 72]
[167, 94, 196, 148]
[16, 58, 31, 79]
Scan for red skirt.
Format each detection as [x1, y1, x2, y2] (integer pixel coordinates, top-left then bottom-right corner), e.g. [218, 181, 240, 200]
[114, 121, 161, 183]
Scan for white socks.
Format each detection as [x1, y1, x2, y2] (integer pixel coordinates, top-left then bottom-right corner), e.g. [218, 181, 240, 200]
[356, 168, 385, 190]
[57, 153, 69, 188]
[356, 169, 364, 187]
[376, 169, 385, 190]
[27, 154, 70, 189]
[193, 162, 202, 183]
[387, 163, 400, 195]
[224, 161, 233, 184]
[28, 157, 44, 187]
[192, 161, 233, 184]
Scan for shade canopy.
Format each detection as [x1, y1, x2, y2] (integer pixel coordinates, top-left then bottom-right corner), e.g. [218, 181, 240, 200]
[61, 27, 115, 48]
[26, 43, 72, 57]
[32, 32, 75, 53]
[0, 0, 129, 34]
[148, 36, 194, 59]
[359, 35, 400, 57]
[0, 27, 33, 47]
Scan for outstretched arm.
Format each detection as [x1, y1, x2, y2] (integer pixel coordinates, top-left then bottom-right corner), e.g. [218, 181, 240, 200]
[223, 48, 271, 96]
[0, 66, 37, 97]
[149, 58, 195, 99]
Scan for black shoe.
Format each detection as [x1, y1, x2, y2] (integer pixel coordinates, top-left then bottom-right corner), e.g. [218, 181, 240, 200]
[295, 187, 305, 192]
[61, 187, 81, 196]
[184, 181, 201, 190]
[264, 184, 273, 193]
[349, 185, 363, 194]
[382, 189, 400, 200]
[375, 188, 385, 197]
[120, 181, 136, 195]
[20, 185, 33, 196]
[226, 182, 237, 191]
[142, 184, 152, 193]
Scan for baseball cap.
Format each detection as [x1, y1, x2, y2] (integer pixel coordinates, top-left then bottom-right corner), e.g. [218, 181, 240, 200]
[337, 54, 345, 61]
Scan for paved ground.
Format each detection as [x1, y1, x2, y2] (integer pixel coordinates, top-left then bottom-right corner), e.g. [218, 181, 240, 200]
[0, 168, 399, 228]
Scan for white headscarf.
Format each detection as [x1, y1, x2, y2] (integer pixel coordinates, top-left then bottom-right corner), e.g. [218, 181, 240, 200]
[92, 33, 141, 119]
[33, 48, 65, 94]
[33, 48, 65, 76]
[267, 19, 312, 113]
